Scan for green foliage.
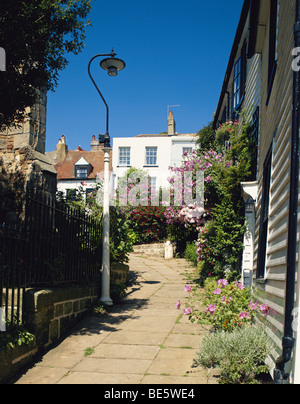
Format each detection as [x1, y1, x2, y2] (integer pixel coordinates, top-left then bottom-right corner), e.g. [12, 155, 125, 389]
[193, 277, 254, 332]
[128, 206, 168, 244]
[0, 319, 35, 351]
[84, 347, 94, 357]
[184, 242, 198, 267]
[117, 167, 170, 245]
[0, 0, 92, 129]
[110, 207, 134, 263]
[63, 183, 134, 265]
[110, 280, 127, 304]
[198, 202, 246, 281]
[194, 111, 254, 281]
[195, 326, 273, 384]
[196, 122, 216, 153]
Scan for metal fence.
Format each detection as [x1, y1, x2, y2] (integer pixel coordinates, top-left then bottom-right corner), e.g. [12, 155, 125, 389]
[0, 223, 27, 326]
[0, 187, 103, 326]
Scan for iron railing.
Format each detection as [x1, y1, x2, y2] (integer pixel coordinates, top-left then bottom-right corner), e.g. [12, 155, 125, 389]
[0, 187, 103, 326]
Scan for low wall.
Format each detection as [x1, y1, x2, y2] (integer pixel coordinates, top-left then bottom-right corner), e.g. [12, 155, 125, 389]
[132, 243, 165, 257]
[0, 340, 38, 384]
[0, 283, 98, 383]
[24, 284, 98, 347]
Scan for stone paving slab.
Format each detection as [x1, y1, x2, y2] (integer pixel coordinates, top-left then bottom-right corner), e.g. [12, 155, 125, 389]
[13, 254, 219, 385]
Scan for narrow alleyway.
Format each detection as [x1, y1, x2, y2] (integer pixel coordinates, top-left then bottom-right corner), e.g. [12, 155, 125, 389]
[13, 254, 218, 384]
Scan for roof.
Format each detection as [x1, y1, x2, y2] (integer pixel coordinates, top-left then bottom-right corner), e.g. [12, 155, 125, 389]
[54, 149, 112, 180]
[135, 133, 197, 138]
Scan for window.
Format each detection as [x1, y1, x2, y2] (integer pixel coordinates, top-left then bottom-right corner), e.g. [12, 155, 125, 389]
[86, 188, 94, 199]
[267, 0, 278, 104]
[233, 41, 247, 112]
[145, 147, 158, 166]
[183, 147, 193, 156]
[66, 189, 77, 202]
[233, 58, 242, 109]
[119, 147, 131, 167]
[75, 165, 89, 179]
[257, 147, 272, 279]
[149, 177, 157, 193]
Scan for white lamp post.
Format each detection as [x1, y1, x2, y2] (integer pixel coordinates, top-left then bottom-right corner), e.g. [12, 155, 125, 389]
[88, 49, 126, 305]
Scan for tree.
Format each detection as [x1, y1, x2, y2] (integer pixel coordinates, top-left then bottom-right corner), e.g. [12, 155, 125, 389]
[0, 0, 92, 130]
[196, 122, 216, 153]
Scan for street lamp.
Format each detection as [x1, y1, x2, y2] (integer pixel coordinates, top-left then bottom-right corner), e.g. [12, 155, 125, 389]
[88, 49, 126, 306]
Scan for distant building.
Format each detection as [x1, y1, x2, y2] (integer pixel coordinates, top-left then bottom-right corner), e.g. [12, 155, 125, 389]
[112, 111, 198, 190]
[46, 135, 112, 201]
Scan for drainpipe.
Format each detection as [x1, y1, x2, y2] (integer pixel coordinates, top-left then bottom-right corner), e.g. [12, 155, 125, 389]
[274, 0, 300, 384]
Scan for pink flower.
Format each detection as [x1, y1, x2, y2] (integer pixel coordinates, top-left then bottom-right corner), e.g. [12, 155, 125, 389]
[249, 300, 258, 311]
[212, 288, 222, 295]
[183, 307, 192, 315]
[217, 279, 228, 288]
[235, 281, 245, 290]
[206, 304, 217, 315]
[204, 176, 211, 183]
[184, 285, 192, 293]
[239, 311, 250, 320]
[176, 300, 181, 310]
[260, 304, 271, 315]
[81, 181, 87, 186]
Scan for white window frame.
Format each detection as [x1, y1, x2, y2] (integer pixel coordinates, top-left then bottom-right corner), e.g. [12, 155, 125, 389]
[119, 147, 131, 167]
[145, 147, 158, 166]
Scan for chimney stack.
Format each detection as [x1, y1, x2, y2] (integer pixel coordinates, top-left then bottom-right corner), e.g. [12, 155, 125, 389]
[56, 135, 68, 163]
[168, 111, 176, 135]
[91, 135, 102, 151]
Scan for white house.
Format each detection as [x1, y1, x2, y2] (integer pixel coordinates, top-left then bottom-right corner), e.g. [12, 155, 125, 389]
[112, 111, 198, 191]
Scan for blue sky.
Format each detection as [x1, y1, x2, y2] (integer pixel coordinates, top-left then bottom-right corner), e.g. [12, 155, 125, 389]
[45, 0, 244, 152]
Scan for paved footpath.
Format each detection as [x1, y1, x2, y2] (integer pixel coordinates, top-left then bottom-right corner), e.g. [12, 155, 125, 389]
[13, 254, 219, 385]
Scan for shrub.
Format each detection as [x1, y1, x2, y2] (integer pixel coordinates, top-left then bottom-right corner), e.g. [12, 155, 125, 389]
[128, 206, 168, 244]
[184, 242, 198, 267]
[0, 319, 35, 351]
[190, 277, 270, 332]
[110, 207, 134, 264]
[195, 326, 273, 384]
[197, 201, 246, 282]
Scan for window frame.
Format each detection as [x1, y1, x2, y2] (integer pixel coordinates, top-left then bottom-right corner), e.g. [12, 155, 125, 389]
[66, 189, 77, 202]
[183, 147, 193, 156]
[149, 177, 157, 193]
[232, 40, 247, 113]
[145, 146, 158, 167]
[75, 165, 89, 179]
[266, 0, 278, 105]
[118, 147, 131, 167]
[256, 146, 272, 280]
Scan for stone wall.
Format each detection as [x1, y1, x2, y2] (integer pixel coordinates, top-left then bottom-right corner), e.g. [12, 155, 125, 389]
[0, 284, 98, 383]
[24, 285, 98, 348]
[0, 340, 38, 384]
[132, 243, 173, 258]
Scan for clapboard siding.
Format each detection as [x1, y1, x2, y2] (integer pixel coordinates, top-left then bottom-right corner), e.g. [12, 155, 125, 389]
[252, 0, 296, 363]
[244, 53, 262, 117]
[213, 0, 298, 376]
